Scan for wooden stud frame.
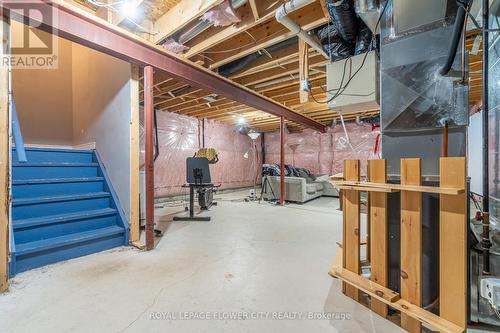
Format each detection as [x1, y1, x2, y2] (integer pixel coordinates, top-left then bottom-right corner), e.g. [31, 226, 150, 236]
[342, 160, 360, 301]
[368, 159, 388, 318]
[330, 158, 468, 333]
[440, 157, 467, 328]
[0, 16, 9, 293]
[400, 158, 422, 333]
[129, 64, 141, 245]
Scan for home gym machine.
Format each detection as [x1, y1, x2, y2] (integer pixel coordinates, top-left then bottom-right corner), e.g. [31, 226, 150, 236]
[173, 156, 219, 222]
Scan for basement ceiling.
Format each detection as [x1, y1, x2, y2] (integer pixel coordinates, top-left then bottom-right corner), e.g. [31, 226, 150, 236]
[78, 0, 481, 132]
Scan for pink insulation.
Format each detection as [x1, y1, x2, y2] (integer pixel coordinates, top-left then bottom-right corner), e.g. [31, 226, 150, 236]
[201, 0, 241, 27]
[140, 111, 261, 197]
[161, 39, 189, 54]
[205, 119, 262, 190]
[264, 122, 381, 176]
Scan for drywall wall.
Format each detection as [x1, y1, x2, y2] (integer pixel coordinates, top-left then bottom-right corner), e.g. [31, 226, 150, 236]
[71, 43, 132, 219]
[264, 122, 380, 176]
[140, 111, 262, 197]
[11, 27, 74, 146]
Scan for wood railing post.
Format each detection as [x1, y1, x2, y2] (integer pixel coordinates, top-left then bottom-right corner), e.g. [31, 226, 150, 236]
[343, 160, 360, 301]
[439, 157, 467, 329]
[144, 65, 155, 251]
[400, 158, 422, 333]
[0, 15, 9, 293]
[368, 159, 388, 318]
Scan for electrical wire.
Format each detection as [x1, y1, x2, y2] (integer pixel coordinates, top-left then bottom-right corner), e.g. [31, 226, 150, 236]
[457, 0, 500, 32]
[310, 0, 388, 104]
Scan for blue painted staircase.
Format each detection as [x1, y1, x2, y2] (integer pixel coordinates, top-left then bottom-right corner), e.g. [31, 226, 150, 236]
[10, 147, 128, 275]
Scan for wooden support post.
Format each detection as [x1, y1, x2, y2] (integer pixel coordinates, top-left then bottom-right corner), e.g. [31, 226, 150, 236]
[368, 159, 388, 318]
[400, 158, 422, 333]
[440, 157, 467, 329]
[280, 116, 285, 205]
[343, 160, 360, 301]
[0, 16, 9, 293]
[144, 65, 155, 251]
[129, 64, 141, 245]
[298, 39, 309, 103]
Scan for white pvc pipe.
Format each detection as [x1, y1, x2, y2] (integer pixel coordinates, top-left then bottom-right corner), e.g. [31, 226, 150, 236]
[275, 0, 330, 59]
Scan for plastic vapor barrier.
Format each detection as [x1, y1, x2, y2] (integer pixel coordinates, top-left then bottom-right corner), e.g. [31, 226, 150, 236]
[264, 122, 380, 176]
[140, 111, 261, 197]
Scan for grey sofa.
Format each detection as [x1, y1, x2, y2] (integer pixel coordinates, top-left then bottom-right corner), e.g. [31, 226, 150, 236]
[262, 175, 339, 204]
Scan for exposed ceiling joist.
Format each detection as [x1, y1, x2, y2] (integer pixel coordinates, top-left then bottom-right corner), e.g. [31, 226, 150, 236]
[152, 0, 225, 44]
[248, 0, 260, 20]
[184, 1, 282, 58]
[5, 0, 327, 132]
[204, 2, 327, 69]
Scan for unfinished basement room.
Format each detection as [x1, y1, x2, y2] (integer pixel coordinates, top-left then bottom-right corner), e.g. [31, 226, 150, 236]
[0, 0, 499, 332]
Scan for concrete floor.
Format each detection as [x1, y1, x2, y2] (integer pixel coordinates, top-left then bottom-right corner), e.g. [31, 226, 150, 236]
[0, 189, 405, 333]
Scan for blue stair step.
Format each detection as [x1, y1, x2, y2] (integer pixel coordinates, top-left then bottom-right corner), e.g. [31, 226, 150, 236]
[13, 177, 105, 198]
[12, 163, 99, 179]
[14, 226, 125, 273]
[12, 192, 111, 220]
[12, 147, 93, 163]
[9, 146, 128, 276]
[13, 208, 118, 244]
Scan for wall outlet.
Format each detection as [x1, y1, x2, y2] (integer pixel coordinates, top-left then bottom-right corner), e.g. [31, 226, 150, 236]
[480, 278, 500, 309]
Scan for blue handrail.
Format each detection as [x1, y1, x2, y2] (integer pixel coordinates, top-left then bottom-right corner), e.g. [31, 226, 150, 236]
[11, 99, 27, 163]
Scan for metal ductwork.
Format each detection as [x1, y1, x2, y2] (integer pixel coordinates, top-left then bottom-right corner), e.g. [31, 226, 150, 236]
[326, 0, 359, 45]
[275, 0, 330, 59]
[173, 0, 247, 45]
[218, 37, 298, 77]
[355, 0, 381, 33]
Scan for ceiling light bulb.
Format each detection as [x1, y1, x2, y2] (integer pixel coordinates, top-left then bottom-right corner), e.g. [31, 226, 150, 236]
[248, 132, 261, 140]
[121, 0, 137, 18]
[237, 117, 246, 125]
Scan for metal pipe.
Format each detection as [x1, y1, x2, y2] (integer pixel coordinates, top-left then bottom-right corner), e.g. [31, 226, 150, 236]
[275, 0, 330, 59]
[442, 120, 448, 157]
[481, 0, 492, 274]
[280, 116, 285, 205]
[202, 118, 205, 148]
[144, 65, 155, 251]
[262, 133, 266, 164]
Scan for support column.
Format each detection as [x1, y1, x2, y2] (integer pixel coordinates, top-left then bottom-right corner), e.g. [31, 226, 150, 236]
[144, 66, 155, 251]
[280, 116, 285, 205]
